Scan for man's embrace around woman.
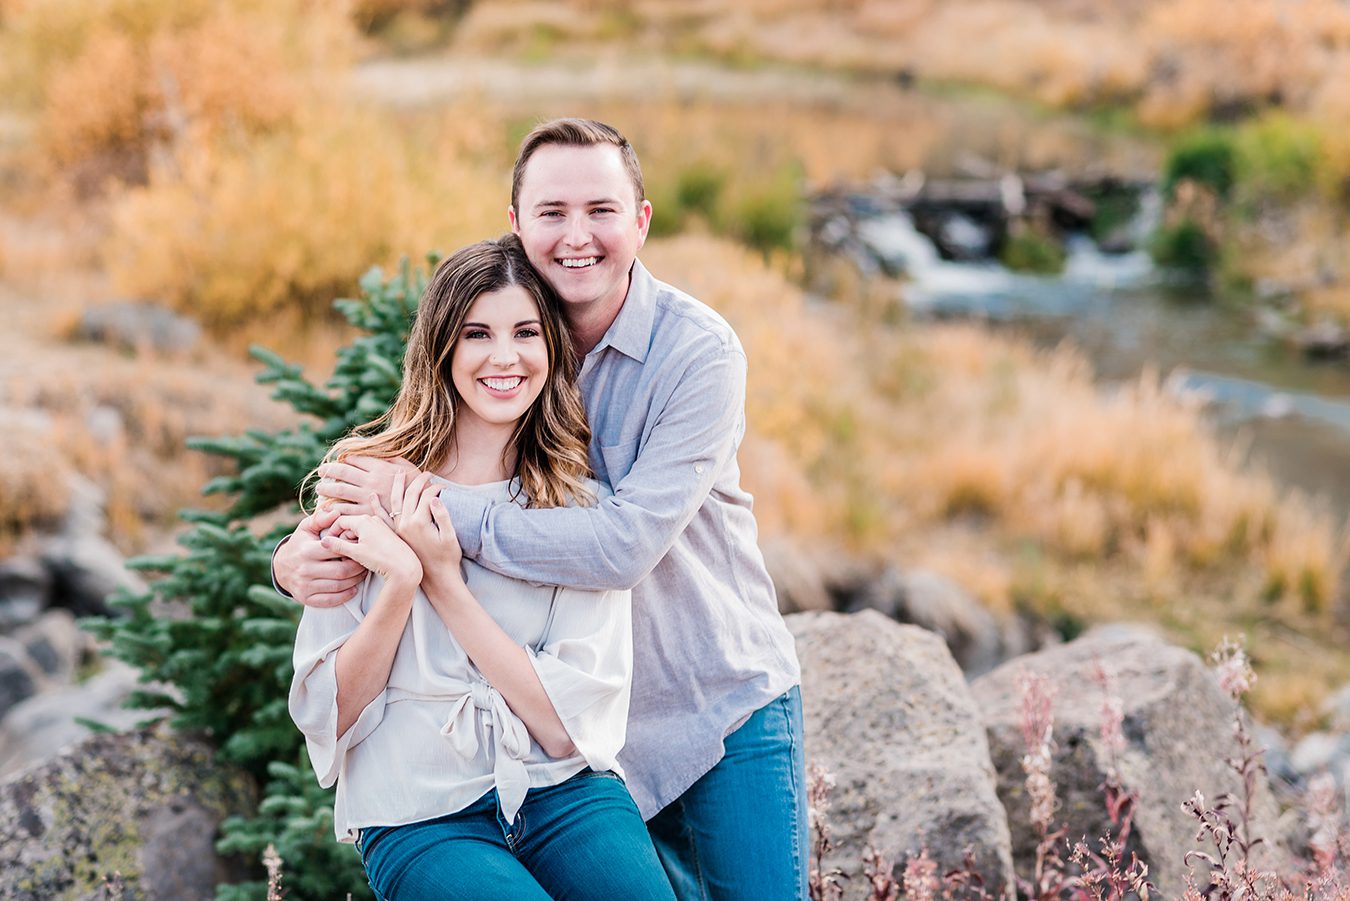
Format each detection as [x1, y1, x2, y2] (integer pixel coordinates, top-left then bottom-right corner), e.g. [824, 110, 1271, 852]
[276, 118, 806, 900]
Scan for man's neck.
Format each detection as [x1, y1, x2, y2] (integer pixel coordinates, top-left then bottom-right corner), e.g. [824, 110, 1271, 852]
[567, 271, 632, 357]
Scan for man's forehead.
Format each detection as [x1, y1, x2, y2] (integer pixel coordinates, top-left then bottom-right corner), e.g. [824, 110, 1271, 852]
[517, 144, 632, 200]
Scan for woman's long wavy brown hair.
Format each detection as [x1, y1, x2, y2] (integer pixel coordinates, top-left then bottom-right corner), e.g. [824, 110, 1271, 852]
[310, 234, 593, 509]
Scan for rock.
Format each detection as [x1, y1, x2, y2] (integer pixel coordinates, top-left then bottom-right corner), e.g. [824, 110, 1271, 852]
[0, 641, 40, 719]
[762, 538, 835, 614]
[0, 659, 150, 779]
[0, 556, 53, 628]
[789, 610, 1014, 896]
[1294, 321, 1349, 360]
[13, 609, 90, 681]
[40, 534, 143, 618]
[972, 633, 1285, 898]
[1290, 731, 1344, 777]
[72, 301, 201, 356]
[0, 728, 255, 901]
[846, 567, 1007, 676]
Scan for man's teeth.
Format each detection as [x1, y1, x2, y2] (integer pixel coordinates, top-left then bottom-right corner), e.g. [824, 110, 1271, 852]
[482, 376, 523, 391]
[560, 257, 599, 269]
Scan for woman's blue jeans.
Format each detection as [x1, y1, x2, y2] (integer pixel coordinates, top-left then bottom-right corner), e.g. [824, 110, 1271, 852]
[357, 769, 676, 900]
[646, 686, 809, 901]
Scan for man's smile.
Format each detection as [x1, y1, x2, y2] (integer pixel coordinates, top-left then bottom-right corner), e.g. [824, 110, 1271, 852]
[559, 256, 601, 269]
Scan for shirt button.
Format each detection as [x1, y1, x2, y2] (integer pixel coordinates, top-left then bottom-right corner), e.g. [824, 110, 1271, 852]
[695, 465, 705, 474]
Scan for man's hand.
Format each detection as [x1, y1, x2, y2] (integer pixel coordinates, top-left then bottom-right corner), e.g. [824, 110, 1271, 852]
[274, 508, 368, 607]
[316, 456, 420, 516]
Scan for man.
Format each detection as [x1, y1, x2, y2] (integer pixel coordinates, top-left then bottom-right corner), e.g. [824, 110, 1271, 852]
[275, 118, 806, 899]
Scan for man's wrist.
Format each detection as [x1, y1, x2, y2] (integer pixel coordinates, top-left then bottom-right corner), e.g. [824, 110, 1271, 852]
[271, 535, 296, 599]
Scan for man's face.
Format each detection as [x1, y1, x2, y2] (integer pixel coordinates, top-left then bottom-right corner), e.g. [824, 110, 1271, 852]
[509, 143, 652, 317]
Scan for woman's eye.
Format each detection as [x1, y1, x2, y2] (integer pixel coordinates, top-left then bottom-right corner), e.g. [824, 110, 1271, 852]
[516, 328, 540, 339]
[463, 329, 488, 339]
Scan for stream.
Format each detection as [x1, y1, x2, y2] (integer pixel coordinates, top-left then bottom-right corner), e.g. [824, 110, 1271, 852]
[838, 201, 1350, 521]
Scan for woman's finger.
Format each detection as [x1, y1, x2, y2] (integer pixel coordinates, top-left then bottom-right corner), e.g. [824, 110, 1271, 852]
[429, 496, 454, 536]
[389, 470, 406, 520]
[403, 472, 434, 522]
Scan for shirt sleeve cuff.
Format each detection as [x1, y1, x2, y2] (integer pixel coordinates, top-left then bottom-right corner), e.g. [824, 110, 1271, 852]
[271, 534, 294, 599]
[438, 487, 491, 559]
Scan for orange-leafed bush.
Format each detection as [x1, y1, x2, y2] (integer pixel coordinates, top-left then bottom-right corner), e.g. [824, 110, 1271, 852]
[4, 0, 355, 186]
[103, 105, 501, 329]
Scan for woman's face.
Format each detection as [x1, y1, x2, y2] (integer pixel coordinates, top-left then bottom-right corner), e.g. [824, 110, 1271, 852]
[450, 285, 550, 431]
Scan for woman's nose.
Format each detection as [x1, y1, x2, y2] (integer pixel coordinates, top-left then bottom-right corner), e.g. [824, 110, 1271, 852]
[489, 339, 518, 366]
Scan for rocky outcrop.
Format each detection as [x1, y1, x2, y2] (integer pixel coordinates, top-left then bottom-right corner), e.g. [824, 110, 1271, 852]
[73, 301, 202, 357]
[0, 728, 255, 901]
[789, 610, 1015, 896]
[844, 566, 1046, 676]
[972, 630, 1285, 898]
[0, 658, 150, 779]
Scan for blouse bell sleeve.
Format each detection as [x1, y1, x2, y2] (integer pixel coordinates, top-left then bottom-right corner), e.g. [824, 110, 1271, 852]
[288, 584, 390, 788]
[524, 584, 634, 775]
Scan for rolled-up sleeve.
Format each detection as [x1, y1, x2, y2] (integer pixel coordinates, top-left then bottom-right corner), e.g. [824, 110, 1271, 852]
[524, 585, 633, 773]
[288, 589, 388, 787]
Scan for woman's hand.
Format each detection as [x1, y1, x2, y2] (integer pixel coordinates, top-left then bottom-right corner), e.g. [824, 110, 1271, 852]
[317, 455, 421, 516]
[320, 499, 423, 592]
[391, 471, 464, 591]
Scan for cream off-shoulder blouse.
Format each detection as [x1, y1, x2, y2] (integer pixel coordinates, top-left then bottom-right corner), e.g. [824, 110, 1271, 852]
[288, 478, 632, 842]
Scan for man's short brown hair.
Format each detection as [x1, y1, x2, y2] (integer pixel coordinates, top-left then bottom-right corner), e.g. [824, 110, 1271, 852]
[510, 118, 645, 212]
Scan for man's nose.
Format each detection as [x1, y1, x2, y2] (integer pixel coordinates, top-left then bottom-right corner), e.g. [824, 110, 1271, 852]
[564, 214, 590, 247]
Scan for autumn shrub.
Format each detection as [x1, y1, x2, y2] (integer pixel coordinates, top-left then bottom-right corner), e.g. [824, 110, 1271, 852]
[1, 0, 355, 187]
[1235, 113, 1324, 202]
[102, 105, 499, 329]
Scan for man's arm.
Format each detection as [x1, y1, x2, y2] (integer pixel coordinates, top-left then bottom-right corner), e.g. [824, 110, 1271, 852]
[443, 346, 747, 591]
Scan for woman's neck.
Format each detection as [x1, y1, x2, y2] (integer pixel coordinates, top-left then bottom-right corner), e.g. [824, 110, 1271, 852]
[437, 416, 517, 485]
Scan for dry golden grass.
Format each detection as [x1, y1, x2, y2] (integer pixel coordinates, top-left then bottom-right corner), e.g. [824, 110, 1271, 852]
[3, 0, 357, 189]
[102, 103, 501, 329]
[454, 0, 1350, 129]
[645, 234, 1348, 622]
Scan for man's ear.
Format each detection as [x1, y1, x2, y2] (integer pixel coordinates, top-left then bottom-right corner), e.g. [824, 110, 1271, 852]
[508, 205, 520, 234]
[635, 199, 653, 250]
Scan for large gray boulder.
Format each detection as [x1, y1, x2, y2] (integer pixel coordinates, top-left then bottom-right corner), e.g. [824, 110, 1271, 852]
[789, 610, 1015, 896]
[0, 658, 151, 779]
[972, 631, 1285, 898]
[0, 728, 255, 900]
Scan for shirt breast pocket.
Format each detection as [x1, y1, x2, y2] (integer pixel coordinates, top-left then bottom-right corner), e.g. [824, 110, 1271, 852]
[596, 436, 640, 487]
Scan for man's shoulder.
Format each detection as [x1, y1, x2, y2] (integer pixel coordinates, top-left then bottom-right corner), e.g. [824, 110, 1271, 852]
[644, 269, 742, 358]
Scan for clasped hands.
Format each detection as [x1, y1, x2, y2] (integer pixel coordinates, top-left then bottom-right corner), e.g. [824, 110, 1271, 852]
[275, 456, 462, 607]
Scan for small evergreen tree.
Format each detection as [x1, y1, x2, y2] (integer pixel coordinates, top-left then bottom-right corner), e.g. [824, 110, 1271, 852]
[86, 259, 434, 900]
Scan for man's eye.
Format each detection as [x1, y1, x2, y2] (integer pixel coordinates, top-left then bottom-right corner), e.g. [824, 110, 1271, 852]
[591, 207, 615, 215]
[541, 210, 563, 218]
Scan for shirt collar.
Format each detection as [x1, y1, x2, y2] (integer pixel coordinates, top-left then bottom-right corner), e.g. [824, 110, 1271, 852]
[588, 258, 656, 364]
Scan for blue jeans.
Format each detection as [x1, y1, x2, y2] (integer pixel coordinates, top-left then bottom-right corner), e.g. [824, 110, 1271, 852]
[646, 686, 809, 901]
[357, 769, 676, 900]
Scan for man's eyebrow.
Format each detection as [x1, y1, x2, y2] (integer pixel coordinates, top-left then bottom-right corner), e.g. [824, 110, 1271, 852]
[532, 198, 622, 209]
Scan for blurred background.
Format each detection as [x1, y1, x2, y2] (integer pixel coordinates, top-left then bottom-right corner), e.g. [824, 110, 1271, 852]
[1, 0, 1349, 728]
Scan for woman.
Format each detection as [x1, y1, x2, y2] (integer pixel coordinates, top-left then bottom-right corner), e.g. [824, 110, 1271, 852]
[288, 235, 675, 901]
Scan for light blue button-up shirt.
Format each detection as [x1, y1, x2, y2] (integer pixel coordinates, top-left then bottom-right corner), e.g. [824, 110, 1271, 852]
[442, 258, 801, 818]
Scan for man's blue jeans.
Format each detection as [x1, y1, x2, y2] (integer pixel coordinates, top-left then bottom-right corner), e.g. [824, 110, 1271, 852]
[357, 769, 676, 900]
[647, 686, 809, 901]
